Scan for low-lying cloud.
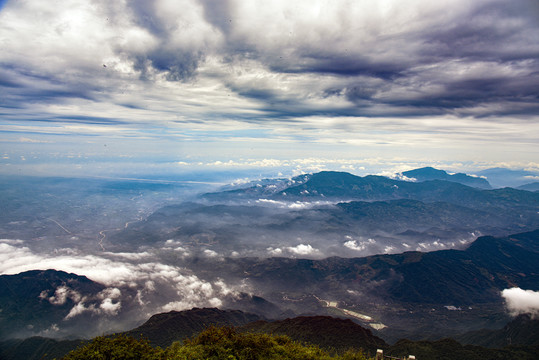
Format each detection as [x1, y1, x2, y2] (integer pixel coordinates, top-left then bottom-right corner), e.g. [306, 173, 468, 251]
[255, 198, 333, 210]
[266, 243, 320, 257]
[0, 240, 246, 326]
[286, 243, 319, 256]
[40, 286, 82, 306]
[343, 237, 376, 252]
[501, 287, 539, 318]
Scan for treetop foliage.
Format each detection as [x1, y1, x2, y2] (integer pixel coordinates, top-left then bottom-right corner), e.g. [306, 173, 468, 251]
[62, 326, 371, 360]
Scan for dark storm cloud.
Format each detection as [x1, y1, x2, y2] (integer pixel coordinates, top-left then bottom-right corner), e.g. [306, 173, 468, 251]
[197, 0, 539, 119]
[122, 0, 212, 82]
[268, 50, 409, 80]
[423, 0, 539, 61]
[132, 50, 203, 81]
[0, 0, 538, 127]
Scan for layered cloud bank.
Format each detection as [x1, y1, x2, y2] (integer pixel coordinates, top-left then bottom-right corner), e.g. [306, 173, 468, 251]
[0, 240, 243, 322]
[502, 288, 539, 318]
[1, 0, 538, 176]
[1, 0, 537, 120]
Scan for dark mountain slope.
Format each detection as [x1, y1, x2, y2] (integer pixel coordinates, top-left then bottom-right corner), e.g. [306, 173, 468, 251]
[0, 308, 262, 360]
[386, 337, 538, 360]
[382, 230, 539, 304]
[0, 337, 85, 360]
[0, 270, 105, 339]
[336, 199, 501, 232]
[239, 316, 387, 354]
[123, 307, 262, 348]
[279, 172, 399, 199]
[456, 314, 539, 348]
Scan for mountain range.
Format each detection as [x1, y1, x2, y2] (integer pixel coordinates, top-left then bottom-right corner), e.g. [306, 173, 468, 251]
[1, 167, 538, 359]
[2, 229, 538, 345]
[456, 314, 539, 348]
[106, 170, 539, 259]
[1, 307, 537, 360]
[192, 229, 539, 305]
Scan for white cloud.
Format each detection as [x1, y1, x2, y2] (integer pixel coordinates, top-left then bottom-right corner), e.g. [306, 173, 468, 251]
[256, 198, 334, 209]
[501, 288, 539, 318]
[344, 237, 376, 252]
[52, 287, 122, 319]
[103, 252, 153, 261]
[267, 247, 283, 256]
[344, 240, 365, 252]
[0, 242, 241, 319]
[19, 137, 52, 143]
[65, 302, 94, 320]
[286, 244, 319, 256]
[48, 286, 69, 305]
[213, 278, 240, 297]
[47, 286, 82, 306]
[0, 239, 25, 244]
[98, 288, 122, 300]
[203, 249, 219, 258]
[99, 298, 122, 316]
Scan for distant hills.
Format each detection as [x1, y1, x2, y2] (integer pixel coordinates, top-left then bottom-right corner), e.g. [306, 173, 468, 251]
[476, 167, 539, 188]
[401, 167, 491, 189]
[456, 314, 539, 348]
[274, 171, 536, 207]
[111, 169, 539, 259]
[0, 337, 85, 360]
[518, 182, 539, 192]
[201, 170, 539, 217]
[386, 337, 538, 360]
[213, 229, 539, 305]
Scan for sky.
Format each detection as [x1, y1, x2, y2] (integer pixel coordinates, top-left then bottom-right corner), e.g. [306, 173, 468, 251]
[1, 0, 538, 180]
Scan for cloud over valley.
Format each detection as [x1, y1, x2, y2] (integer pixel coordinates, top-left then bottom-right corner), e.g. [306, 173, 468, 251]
[502, 288, 539, 319]
[0, 239, 247, 334]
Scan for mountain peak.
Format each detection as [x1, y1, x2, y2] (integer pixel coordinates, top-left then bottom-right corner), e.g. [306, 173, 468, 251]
[402, 167, 491, 189]
[124, 307, 262, 348]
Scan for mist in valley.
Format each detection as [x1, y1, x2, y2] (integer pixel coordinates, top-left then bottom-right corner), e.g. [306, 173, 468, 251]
[1, 170, 538, 340]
